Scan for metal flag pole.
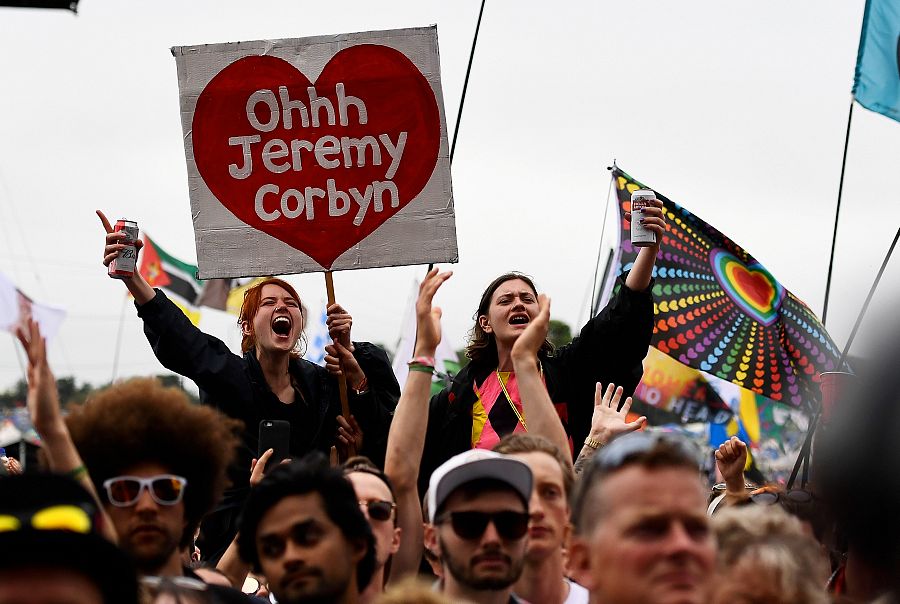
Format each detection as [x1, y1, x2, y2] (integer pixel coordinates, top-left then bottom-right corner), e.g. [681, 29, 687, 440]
[449, 0, 487, 165]
[429, 0, 487, 275]
[110, 294, 129, 382]
[821, 100, 855, 326]
[788, 226, 900, 488]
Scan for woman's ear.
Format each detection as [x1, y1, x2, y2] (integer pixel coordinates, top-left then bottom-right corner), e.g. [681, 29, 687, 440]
[241, 320, 252, 337]
[478, 315, 492, 334]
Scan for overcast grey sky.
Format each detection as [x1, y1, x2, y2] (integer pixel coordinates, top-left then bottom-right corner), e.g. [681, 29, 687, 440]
[1, 0, 898, 389]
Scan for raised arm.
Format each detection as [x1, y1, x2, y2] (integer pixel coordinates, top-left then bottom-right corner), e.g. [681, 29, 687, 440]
[624, 197, 665, 292]
[383, 267, 452, 582]
[15, 318, 118, 543]
[510, 294, 572, 464]
[573, 383, 646, 475]
[216, 448, 274, 588]
[715, 436, 750, 506]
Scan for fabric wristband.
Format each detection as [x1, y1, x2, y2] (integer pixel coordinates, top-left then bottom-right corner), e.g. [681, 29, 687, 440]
[408, 356, 436, 368]
[408, 364, 435, 374]
[66, 465, 88, 481]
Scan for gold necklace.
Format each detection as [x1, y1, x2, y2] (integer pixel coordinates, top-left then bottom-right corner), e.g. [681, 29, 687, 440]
[495, 361, 542, 432]
[496, 370, 527, 431]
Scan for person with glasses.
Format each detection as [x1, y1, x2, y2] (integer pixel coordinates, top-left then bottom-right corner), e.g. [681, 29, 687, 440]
[341, 456, 401, 602]
[568, 431, 716, 604]
[423, 449, 533, 604]
[64, 378, 261, 602]
[237, 453, 377, 604]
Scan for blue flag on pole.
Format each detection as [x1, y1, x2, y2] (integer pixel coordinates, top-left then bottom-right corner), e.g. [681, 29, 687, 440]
[853, 0, 900, 122]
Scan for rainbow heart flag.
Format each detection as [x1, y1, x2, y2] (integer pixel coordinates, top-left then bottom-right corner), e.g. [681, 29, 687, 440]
[610, 167, 848, 408]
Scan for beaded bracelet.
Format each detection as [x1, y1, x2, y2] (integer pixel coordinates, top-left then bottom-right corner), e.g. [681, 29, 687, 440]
[352, 376, 369, 395]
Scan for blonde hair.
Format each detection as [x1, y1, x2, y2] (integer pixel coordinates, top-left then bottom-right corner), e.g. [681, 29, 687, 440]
[375, 577, 454, 604]
[711, 506, 830, 604]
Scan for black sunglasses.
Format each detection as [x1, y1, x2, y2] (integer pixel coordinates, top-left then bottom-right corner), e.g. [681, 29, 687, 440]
[360, 499, 396, 522]
[436, 510, 529, 541]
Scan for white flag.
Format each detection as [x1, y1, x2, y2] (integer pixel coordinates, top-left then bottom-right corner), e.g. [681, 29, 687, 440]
[0, 271, 65, 341]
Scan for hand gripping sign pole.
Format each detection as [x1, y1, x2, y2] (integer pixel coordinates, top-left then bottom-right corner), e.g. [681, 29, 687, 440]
[324, 271, 350, 419]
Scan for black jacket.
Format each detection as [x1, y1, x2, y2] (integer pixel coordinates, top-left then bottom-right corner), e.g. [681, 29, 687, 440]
[419, 278, 653, 494]
[137, 289, 399, 505]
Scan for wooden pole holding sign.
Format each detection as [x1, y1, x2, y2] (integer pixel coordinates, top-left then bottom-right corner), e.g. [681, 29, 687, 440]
[324, 271, 350, 418]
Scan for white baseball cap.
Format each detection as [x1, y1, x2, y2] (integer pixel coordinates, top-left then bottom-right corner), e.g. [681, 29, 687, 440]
[427, 449, 533, 523]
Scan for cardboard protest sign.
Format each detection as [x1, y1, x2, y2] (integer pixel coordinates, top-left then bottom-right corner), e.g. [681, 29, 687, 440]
[173, 26, 457, 278]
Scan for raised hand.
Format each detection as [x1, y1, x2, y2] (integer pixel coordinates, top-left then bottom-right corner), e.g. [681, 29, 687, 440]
[97, 209, 144, 268]
[250, 448, 274, 487]
[624, 197, 667, 247]
[4, 456, 22, 476]
[415, 268, 452, 357]
[715, 435, 748, 490]
[510, 293, 550, 365]
[588, 383, 646, 447]
[96, 209, 155, 303]
[15, 318, 63, 436]
[326, 303, 354, 351]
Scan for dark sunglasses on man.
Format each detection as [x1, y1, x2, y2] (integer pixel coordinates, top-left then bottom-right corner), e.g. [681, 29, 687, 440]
[359, 499, 396, 522]
[102, 474, 187, 507]
[435, 510, 530, 541]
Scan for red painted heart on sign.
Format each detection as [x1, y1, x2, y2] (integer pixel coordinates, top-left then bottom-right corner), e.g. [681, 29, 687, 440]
[192, 45, 441, 269]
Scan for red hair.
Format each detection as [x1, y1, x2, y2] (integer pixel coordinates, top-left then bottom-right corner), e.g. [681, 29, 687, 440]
[238, 277, 306, 357]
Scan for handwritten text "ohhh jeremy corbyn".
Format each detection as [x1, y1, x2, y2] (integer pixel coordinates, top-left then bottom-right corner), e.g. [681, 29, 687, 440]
[226, 84, 407, 227]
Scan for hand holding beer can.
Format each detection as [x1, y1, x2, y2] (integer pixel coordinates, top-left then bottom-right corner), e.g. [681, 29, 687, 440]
[107, 219, 140, 279]
[630, 189, 658, 247]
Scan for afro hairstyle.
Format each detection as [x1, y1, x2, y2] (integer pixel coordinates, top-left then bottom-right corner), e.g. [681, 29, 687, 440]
[66, 377, 242, 547]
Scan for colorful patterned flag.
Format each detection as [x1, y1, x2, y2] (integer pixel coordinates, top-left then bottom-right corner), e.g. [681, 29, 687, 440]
[611, 167, 848, 408]
[138, 235, 202, 325]
[853, 0, 900, 122]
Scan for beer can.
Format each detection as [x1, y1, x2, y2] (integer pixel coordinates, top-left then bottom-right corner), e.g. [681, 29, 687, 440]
[108, 219, 139, 279]
[630, 189, 658, 247]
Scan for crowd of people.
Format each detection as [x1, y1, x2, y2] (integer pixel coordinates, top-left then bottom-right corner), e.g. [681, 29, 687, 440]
[2, 202, 899, 604]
